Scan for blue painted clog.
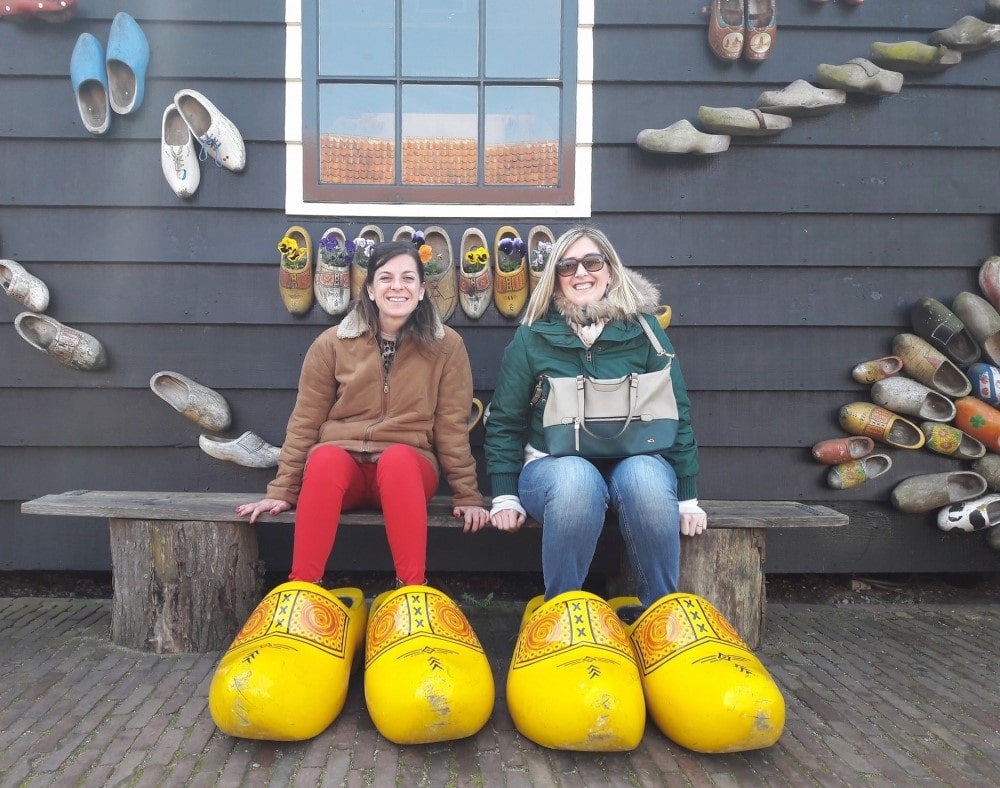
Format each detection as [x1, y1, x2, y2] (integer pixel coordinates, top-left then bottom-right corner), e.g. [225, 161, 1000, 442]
[106, 12, 149, 115]
[967, 362, 1000, 408]
[70, 33, 109, 135]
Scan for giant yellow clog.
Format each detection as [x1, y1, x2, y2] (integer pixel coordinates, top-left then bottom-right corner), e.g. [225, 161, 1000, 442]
[611, 593, 785, 753]
[506, 592, 646, 751]
[364, 585, 494, 744]
[209, 582, 367, 741]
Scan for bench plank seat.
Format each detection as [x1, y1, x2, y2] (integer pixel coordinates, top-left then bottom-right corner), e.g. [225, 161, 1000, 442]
[22, 490, 847, 653]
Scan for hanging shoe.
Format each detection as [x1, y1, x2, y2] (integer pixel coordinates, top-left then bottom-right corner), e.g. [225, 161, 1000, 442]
[315, 227, 353, 316]
[527, 225, 555, 292]
[106, 12, 149, 115]
[507, 592, 645, 751]
[70, 33, 110, 135]
[350, 224, 383, 302]
[869, 41, 961, 72]
[210, 583, 367, 740]
[920, 422, 986, 461]
[0, 0, 77, 23]
[811, 435, 875, 465]
[816, 57, 904, 96]
[14, 312, 107, 371]
[656, 304, 672, 329]
[851, 355, 903, 384]
[609, 593, 784, 753]
[707, 0, 745, 62]
[199, 431, 280, 468]
[392, 225, 416, 243]
[910, 296, 980, 367]
[967, 362, 1000, 408]
[149, 370, 231, 432]
[827, 453, 892, 490]
[468, 397, 484, 432]
[838, 401, 925, 450]
[637, 119, 730, 154]
[892, 333, 971, 398]
[364, 585, 494, 744]
[756, 80, 846, 117]
[743, 0, 776, 63]
[870, 376, 956, 423]
[955, 396, 1000, 453]
[974, 454, 1000, 490]
[278, 225, 313, 316]
[938, 493, 1000, 533]
[929, 15, 1000, 52]
[422, 226, 458, 322]
[173, 89, 246, 172]
[493, 226, 529, 319]
[890, 472, 988, 514]
[458, 227, 492, 319]
[978, 256, 1000, 312]
[160, 104, 200, 199]
[697, 106, 791, 136]
[953, 291, 1000, 367]
[1, 258, 49, 312]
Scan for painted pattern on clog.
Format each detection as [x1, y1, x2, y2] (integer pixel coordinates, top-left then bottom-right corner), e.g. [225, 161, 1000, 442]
[968, 362, 1000, 407]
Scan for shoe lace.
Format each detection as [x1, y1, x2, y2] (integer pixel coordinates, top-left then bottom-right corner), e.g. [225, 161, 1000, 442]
[198, 133, 224, 167]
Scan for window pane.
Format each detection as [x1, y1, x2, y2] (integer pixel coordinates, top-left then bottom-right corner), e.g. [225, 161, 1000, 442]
[319, 84, 396, 184]
[401, 0, 479, 78]
[402, 85, 478, 184]
[484, 86, 559, 185]
[485, 0, 561, 78]
[318, 0, 395, 77]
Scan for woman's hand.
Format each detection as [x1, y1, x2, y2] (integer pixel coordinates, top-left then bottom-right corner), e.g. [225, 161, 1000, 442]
[236, 498, 291, 525]
[680, 511, 708, 537]
[455, 505, 491, 533]
[491, 508, 525, 533]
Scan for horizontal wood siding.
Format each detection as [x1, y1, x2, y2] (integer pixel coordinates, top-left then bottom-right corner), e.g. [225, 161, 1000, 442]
[2, 1, 999, 574]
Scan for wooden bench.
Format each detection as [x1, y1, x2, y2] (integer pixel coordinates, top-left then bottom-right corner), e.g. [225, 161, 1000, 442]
[21, 491, 847, 653]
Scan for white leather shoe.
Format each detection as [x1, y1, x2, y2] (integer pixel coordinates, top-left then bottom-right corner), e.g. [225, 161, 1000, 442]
[1, 259, 49, 312]
[199, 431, 280, 468]
[173, 89, 246, 172]
[160, 104, 200, 198]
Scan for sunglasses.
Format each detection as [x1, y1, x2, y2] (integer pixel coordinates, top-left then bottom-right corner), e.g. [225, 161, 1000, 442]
[555, 253, 608, 277]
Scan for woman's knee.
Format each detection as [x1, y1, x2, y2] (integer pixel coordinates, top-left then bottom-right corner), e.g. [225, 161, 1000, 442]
[303, 444, 355, 479]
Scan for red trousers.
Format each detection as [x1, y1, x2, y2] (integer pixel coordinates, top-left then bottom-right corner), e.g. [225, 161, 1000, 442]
[289, 444, 437, 585]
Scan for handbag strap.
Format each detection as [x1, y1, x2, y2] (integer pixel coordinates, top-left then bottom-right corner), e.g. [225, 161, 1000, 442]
[639, 316, 671, 357]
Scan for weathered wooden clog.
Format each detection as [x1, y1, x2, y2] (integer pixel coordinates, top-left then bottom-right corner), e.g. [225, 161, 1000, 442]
[910, 297, 980, 367]
[871, 376, 956, 422]
[952, 291, 1000, 367]
[890, 472, 988, 514]
[893, 333, 972, 398]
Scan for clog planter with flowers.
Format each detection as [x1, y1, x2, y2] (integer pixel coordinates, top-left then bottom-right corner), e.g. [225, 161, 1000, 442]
[315, 228, 354, 316]
[527, 225, 554, 291]
[278, 227, 313, 315]
[420, 226, 457, 322]
[493, 227, 528, 318]
[350, 224, 384, 302]
[459, 228, 492, 319]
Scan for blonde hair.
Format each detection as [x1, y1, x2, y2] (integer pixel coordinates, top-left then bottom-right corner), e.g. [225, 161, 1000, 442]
[522, 225, 648, 324]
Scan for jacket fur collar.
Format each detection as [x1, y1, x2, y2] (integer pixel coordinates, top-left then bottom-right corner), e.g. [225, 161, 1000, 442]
[336, 305, 446, 340]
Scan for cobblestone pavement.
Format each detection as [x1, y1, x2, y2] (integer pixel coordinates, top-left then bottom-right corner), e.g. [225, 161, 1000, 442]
[1, 597, 999, 786]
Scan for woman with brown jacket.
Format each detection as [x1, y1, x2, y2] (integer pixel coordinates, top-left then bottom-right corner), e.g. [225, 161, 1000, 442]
[238, 241, 489, 586]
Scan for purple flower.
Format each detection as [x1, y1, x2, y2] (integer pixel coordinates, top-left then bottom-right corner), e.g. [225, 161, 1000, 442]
[412, 230, 425, 247]
[499, 238, 513, 255]
[511, 238, 527, 259]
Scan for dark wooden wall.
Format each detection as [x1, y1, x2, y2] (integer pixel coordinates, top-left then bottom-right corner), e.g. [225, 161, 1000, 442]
[2, 0, 999, 575]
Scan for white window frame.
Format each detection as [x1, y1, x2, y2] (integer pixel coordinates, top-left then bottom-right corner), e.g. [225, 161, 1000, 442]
[283, 0, 593, 218]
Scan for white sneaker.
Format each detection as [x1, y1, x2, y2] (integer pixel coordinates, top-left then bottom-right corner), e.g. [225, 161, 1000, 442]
[173, 88, 246, 172]
[199, 431, 281, 468]
[160, 103, 201, 198]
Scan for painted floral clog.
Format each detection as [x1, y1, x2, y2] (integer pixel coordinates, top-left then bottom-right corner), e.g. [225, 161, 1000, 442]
[209, 583, 367, 741]
[812, 436, 875, 465]
[458, 227, 492, 320]
[507, 591, 645, 751]
[827, 453, 892, 490]
[493, 226, 528, 318]
[892, 333, 971, 398]
[937, 493, 1000, 532]
[920, 422, 986, 460]
[871, 376, 956, 422]
[610, 593, 784, 753]
[350, 224, 383, 303]
[527, 225, 554, 291]
[967, 362, 1000, 408]
[364, 585, 494, 744]
[838, 402, 925, 450]
[422, 226, 457, 322]
[955, 396, 1000, 453]
[315, 227, 353, 316]
[278, 225, 313, 315]
[890, 471, 988, 514]
[851, 355, 903, 384]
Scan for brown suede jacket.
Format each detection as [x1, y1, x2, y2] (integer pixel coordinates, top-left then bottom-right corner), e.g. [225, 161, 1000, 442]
[266, 309, 484, 508]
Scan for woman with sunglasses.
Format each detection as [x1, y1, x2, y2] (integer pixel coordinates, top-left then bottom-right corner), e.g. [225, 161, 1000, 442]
[484, 226, 706, 613]
[238, 241, 490, 587]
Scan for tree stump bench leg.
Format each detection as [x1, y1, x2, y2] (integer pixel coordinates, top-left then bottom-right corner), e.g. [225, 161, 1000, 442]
[609, 528, 766, 649]
[108, 518, 263, 653]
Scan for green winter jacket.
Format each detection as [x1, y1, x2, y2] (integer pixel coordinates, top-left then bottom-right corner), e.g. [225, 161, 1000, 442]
[485, 299, 699, 502]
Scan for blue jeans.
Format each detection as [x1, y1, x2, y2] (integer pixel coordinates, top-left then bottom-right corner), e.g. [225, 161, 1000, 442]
[518, 454, 681, 607]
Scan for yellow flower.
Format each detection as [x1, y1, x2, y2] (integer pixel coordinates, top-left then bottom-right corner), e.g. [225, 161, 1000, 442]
[419, 244, 433, 263]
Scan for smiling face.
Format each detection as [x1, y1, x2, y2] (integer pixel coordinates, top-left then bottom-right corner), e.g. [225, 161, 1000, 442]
[555, 236, 611, 308]
[367, 253, 426, 334]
